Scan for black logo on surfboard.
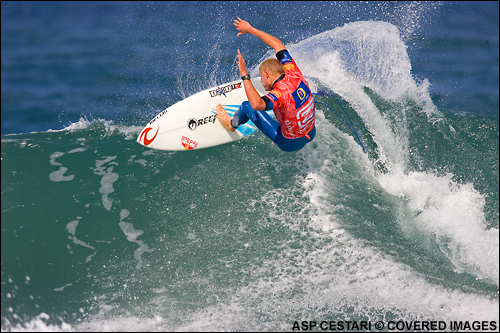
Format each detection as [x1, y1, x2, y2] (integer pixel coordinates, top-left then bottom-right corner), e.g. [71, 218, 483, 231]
[187, 114, 217, 131]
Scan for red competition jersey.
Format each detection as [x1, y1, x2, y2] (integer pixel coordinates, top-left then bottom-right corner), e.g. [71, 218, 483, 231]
[264, 50, 315, 139]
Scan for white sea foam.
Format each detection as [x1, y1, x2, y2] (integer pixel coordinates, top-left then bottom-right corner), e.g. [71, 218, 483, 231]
[48, 147, 87, 182]
[378, 170, 499, 284]
[46, 117, 143, 141]
[93, 156, 118, 211]
[66, 218, 95, 253]
[118, 209, 154, 269]
[1, 313, 72, 332]
[48, 167, 75, 182]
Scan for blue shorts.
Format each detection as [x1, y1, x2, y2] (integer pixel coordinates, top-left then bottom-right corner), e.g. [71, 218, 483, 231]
[231, 101, 315, 152]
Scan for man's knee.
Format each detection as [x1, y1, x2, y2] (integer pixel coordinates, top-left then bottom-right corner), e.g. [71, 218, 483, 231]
[241, 101, 252, 110]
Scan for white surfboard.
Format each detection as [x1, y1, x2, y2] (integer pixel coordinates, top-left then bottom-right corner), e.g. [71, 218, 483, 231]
[137, 77, 272, 151]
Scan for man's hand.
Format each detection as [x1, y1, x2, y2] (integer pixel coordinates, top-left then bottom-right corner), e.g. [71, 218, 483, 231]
[236, 50, 266, 111]
[237, 49, 248, 76]
[233, 17, 254, 37]
[233, 17, 285, 54]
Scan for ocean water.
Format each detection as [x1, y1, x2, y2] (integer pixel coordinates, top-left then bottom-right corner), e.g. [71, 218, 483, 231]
[1, 1, 498, 331]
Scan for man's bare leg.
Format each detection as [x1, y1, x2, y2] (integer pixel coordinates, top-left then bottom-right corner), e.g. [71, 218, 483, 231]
[216, 104, 236, 132]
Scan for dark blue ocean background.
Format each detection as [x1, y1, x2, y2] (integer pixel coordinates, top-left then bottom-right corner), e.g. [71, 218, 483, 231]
[1, 1, 498, 331]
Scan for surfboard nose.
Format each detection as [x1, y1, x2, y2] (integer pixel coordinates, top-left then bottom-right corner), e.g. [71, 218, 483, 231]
[137, 125, 160, 147]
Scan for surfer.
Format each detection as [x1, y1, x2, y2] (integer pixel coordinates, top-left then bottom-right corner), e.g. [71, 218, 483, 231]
[216, 17, 316, 152]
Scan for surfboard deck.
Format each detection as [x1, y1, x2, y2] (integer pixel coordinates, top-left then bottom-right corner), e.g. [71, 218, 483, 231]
[137, 77, 272, 151]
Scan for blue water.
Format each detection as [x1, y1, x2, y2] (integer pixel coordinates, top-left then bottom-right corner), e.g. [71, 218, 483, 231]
[1, 1, 498, 331]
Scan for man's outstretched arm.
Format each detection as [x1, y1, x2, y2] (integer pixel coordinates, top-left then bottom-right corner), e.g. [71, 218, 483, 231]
[233, 17, 285, 53]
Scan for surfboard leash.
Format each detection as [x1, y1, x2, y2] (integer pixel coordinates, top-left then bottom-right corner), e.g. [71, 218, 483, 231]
[313, 91, 366, 153]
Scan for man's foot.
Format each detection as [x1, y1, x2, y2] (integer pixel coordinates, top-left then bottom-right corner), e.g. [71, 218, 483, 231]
[216, 104, 236, 132]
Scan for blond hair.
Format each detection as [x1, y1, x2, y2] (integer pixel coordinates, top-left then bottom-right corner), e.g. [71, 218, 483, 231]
[259, 58, 284, 76]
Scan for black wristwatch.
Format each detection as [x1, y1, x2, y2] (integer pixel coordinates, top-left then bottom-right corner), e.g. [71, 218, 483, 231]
[241, 74, 251, 81]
